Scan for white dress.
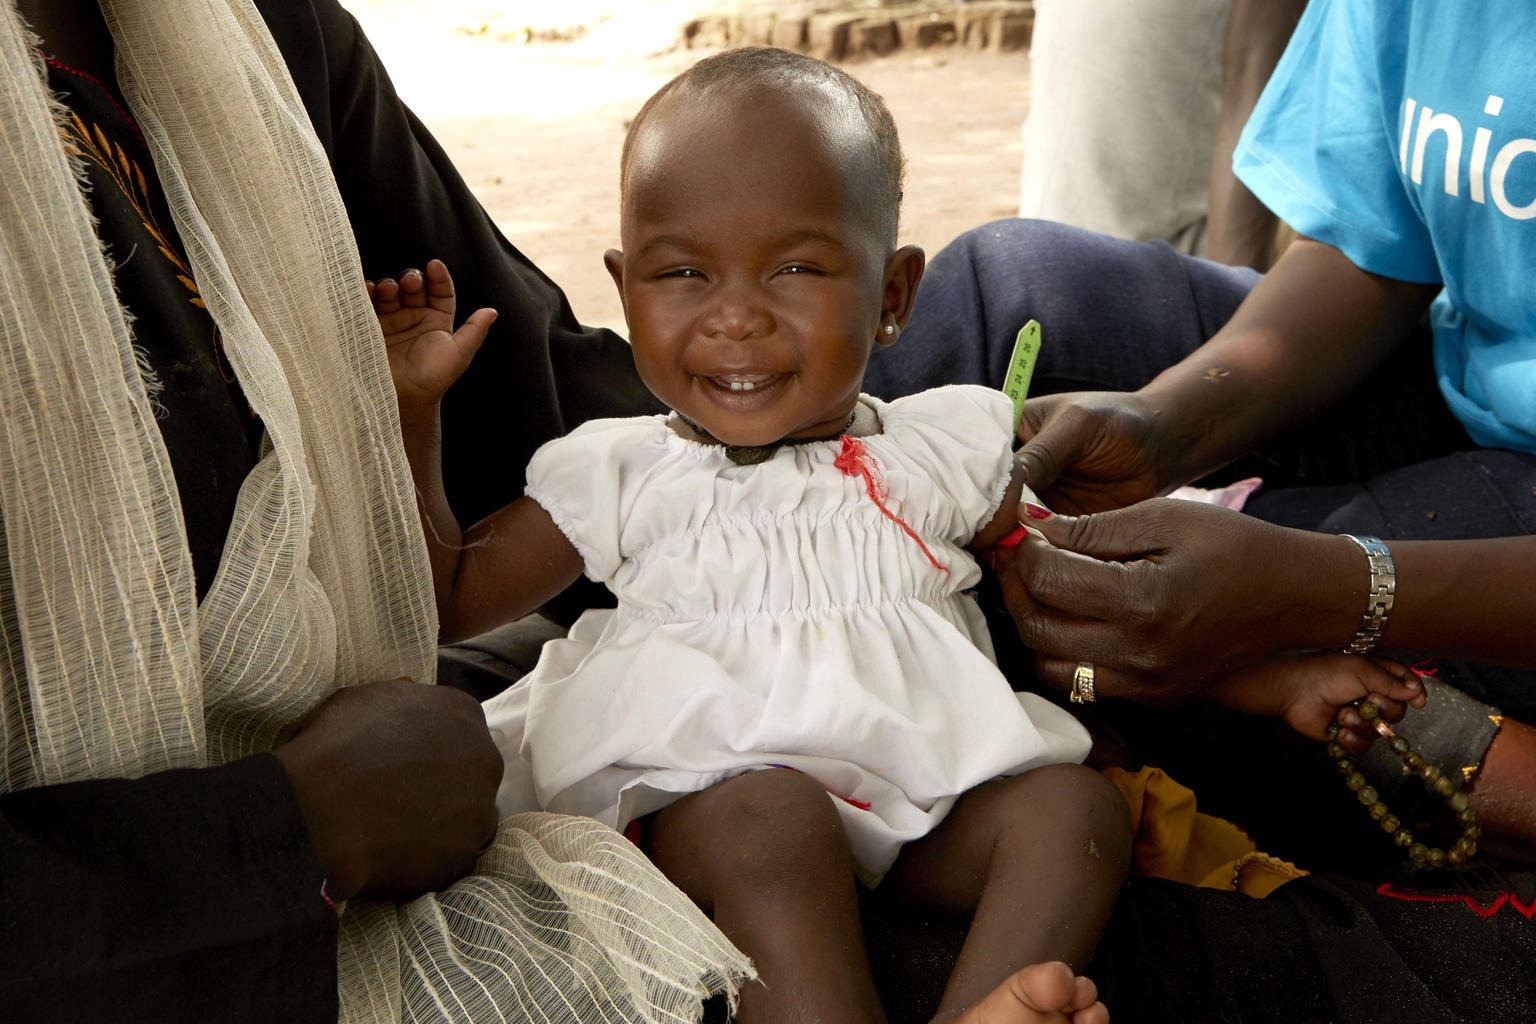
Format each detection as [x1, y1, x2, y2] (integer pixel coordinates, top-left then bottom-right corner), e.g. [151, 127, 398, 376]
[485, 385, 1092, 882]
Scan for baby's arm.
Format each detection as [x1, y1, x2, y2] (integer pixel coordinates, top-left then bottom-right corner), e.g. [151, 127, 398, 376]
[971, 462, 1031, 553]
[1206, 653, 1427, 747]
[373, 260, 583, 641]
[435, 497, 585, 642]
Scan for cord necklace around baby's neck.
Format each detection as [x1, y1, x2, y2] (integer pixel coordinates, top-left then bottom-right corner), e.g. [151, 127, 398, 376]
[677, 408, 858, 466]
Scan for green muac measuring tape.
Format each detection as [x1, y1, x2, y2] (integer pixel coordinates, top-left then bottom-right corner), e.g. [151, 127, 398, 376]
[990, 319, 1044, 557]
[1002, 319, 1042, 430]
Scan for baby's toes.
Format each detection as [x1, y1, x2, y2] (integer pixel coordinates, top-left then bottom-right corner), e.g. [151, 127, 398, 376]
[1068, 974, 1103, 1014]
[957, 962, 1104, 1023]
[1014, 961, 1077, 1011]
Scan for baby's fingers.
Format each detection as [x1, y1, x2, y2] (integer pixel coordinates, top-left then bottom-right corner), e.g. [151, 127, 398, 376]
[1332, 687, 1417, 753]
[1365, 691, 1410, 725]
[371, 276, 402, 314]
[1368, 657, 1427, 703]
[424, 259, 459, 312]
[396, 267, 428, 309]
[1336, 693, 1407, 733]
[1331, 704, 1383, 754]
[1331, 723, 1371, 752]
[452, 307, 498, 363]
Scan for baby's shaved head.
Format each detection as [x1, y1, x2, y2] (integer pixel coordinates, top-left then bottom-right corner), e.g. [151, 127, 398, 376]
[620, 46, 906, 246]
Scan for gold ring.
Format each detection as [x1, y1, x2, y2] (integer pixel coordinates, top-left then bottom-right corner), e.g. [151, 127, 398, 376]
[1070, 662, 1096, 704]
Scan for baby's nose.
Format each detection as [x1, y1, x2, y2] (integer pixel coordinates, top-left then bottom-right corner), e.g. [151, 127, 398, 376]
[701, 282, 773, 340]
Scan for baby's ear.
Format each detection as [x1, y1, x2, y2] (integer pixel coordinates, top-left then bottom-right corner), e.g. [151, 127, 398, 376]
[603, 249, 628, 310]
[881, 244, 926, 329]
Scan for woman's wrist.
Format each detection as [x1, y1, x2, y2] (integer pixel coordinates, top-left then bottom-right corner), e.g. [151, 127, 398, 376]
[1272, 528, 1378, 654]
[1468, 717, 1536, 859]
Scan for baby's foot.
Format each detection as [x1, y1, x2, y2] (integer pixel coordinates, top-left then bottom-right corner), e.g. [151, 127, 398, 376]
[951, 962, 1108, 1024]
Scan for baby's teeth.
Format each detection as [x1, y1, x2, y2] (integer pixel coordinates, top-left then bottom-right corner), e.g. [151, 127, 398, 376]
[729, 380, 756, 392]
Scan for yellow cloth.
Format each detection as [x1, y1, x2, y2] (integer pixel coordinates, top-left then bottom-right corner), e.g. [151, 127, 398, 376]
[1105, 765, 1307, 898]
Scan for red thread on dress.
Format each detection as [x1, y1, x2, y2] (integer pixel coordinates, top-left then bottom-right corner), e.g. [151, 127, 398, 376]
[833, 436, 948, 574]
[1376, 883, 1536, 919]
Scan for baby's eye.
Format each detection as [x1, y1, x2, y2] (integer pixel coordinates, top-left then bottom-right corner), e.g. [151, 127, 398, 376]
[778, 263, 822, 276]
[657, 267, 704, 280]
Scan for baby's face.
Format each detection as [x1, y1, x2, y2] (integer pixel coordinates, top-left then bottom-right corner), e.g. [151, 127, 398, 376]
[607, 88, 895, 448]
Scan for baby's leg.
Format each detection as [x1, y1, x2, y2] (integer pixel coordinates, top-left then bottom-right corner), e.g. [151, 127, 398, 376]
[643, 768, 884, 1024]
[882, 763, 1130, 1023]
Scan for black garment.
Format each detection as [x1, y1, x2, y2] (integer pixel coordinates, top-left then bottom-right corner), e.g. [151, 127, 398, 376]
[2, 3, 651, 1020]
[0, 756, 335, 1021]
[1097, 872, 1536, 1024]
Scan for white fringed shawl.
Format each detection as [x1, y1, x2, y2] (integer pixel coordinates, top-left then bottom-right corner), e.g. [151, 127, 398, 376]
[0, 1, 749, 1019]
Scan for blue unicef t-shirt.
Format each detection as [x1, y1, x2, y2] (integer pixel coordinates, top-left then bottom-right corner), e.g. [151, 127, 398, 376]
[1234, 0, 1536, 455]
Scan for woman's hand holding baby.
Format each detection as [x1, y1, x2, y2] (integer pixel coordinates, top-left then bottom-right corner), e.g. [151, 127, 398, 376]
[999, 498, 1363, 706]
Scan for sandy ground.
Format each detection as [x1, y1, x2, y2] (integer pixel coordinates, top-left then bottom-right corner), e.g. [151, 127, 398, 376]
[341, 2, 1030, 332]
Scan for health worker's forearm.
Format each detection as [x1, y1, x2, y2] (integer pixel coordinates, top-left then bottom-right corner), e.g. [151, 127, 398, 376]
[1139, 238, 1439, 489]
[1380, 536, 1536, 671]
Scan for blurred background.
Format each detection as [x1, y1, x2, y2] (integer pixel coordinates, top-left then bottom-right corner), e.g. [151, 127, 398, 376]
[339, 0, 1033, 332]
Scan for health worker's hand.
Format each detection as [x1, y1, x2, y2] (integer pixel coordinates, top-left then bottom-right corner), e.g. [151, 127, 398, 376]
[1014, 390, 1183, 515]
[999, 497, 1354, 706]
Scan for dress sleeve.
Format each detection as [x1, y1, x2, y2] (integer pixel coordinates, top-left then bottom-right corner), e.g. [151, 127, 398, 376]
[524, 418, 664, 584]
[876, 385, 1016, 545]
[0, 755, 338, 1022]
[1233, 0, 1441, 283]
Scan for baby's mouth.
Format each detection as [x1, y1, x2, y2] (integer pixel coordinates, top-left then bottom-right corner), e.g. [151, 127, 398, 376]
[707, 373, 781, 392]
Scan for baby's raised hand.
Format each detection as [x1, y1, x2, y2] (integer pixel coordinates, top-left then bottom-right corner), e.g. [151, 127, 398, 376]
[369, 259, 496, 407]
[1205, 652, 1427, 746]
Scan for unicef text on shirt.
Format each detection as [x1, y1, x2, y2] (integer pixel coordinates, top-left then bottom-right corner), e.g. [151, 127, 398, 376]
[1401, 94, 1536, 219]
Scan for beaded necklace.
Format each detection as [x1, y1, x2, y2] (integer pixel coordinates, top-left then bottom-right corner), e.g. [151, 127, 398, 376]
[1327, 699, 1480, 868]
